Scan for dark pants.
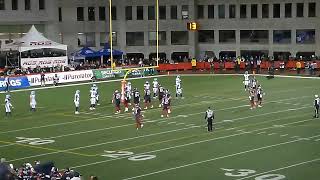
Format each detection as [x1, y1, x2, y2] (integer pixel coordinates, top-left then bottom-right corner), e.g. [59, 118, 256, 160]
[192, 66, 196, 72]
[315, 106, 319, 118]
[297, 68, 301, 74]
[207, 118, 213, 132]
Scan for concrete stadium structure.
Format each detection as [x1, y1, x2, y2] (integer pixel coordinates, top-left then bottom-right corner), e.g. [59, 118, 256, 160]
[0, 0, 319, 61]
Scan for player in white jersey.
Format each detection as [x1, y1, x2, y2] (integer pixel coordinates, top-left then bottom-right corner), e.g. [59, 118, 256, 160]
[89, 88, 97, 110]
[5, 95, 13, 116]
[74, 90, 80, 114]
[91, 84, 100, 105]
[243, 71, 250, 91]
[144, 81, 150, 91]
[152, 78, 159, 98]
[29, 91, 36, 112]
[175, 83, 183, 99]
[175, 75, 181, 87]
[126, 82, 132, 92]
[256, 85, 264, 107]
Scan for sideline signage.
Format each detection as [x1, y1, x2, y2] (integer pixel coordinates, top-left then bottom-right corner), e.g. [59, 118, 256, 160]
[21, 57, 68, 69]
[27, 70, 93, 86]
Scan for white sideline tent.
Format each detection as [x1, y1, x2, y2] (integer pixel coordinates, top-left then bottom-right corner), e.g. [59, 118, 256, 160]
[3, 25, 68, 68]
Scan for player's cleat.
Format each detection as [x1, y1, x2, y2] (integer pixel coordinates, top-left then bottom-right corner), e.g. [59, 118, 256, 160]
[125, 107, 128, 112]
[144, 107, 148, 110]
[136, 128, 139, 130]
[250, 107, 253, 110]
[168, 109, 171, 114]
[97, 103, 100, 106]
[75, 111, 79, 114]
[151, 105, 153, 108]
[161, 115, 164, 118]
[167, 115, 169, 117]
[89, 107, 93, 110]
[258, 105, 262, 107]
[158, 104, 162, 107]
[141, 124, 144, 128]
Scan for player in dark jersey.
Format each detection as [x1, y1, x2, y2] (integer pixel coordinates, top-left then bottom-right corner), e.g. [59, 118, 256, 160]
[133, 104, 144, 130]
[158, 85, 164, 107]
[256, 85, 264, 107]
[144, 88, 153, 109]
[161, 95, 170, 118]
[133, 88, 140, 107]
[113, 90, 121, 114]
[40, 72, 45, 87]
[165, 89, 172, 114]
[249, 89, 256, 110]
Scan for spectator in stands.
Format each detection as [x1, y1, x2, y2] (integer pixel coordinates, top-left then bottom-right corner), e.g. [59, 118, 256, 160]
[296, 60, 302, 74]
[191, 58, 197, 72]
[256, 58, 261, 74]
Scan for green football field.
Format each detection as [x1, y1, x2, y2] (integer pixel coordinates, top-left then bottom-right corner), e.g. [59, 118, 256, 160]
[0, 74, 320, 180]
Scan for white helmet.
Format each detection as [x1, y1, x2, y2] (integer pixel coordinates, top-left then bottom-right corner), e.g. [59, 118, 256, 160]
[128, 82, 131, 85]
[76, 90, 80, 94]
[245, 71, 248, 74]
[31, 91, 35, 95]
[316, 95, 319, 98]
[5, 94, 10, 99]
[92, 84, 96, 87]
[154, 78, 157, 81]
[177, 75, 180, 78]
[146, 81, 149, 84]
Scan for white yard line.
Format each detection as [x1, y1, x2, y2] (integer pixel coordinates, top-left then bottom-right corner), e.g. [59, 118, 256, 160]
[257, 132, 266, 135]
[122, 134, 320, 180]
[6, 118, 315, 164]
[280, 134, 289, 137]
[236, 158, 320, 180]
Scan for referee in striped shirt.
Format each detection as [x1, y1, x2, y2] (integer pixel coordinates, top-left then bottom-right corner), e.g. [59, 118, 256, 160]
[205, 107, 214, 132]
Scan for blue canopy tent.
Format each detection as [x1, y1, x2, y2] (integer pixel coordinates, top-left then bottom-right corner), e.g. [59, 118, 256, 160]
[96, 43, 124, 56]
[95, 43, 124, 65]
[72, 47, 98, 59]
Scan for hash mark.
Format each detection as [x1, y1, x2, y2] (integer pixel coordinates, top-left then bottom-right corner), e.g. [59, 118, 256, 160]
[280, 134, 289, 137]
[257, 132, 266, 135]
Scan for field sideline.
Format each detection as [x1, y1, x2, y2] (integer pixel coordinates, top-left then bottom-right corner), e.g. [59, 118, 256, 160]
[0, 74, 319, 179]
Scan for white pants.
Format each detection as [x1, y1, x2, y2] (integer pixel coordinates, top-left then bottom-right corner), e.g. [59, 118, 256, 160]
[5, 105, 11, 113]
[244, 80, 249, 86]
[153, 88, 158, 94]
[30, 102, 36, 109]
[90, 97, 96, 105]
[74, 101, 80, 108]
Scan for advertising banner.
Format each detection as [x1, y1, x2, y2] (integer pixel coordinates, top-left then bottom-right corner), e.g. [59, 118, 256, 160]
[93, 67, 157, 80]
[21, 56, 68, 68]
[0, 76, 30, 91]
[27, 70, 93, 86]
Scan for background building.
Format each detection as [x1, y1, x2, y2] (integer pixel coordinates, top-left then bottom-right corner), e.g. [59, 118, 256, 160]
[0, 0, 319, 62]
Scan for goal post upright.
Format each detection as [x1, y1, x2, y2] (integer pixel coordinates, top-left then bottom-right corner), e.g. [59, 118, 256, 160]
[120, 0, 160, 101]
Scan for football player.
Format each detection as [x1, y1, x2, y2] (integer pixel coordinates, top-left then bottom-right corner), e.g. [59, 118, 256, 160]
[53, 74, 59, 86]
[133, 104, 144, 130]
[243, 71, 250, 91]
[144, 81, 150, 91]
[256, 85, 264, 107]
[152, 78, 159, 99]
[29, 91, 36, 112]
[144, 88, 153, 110]
[165, 89, 172, 114]
[123, 87, 131, 112]
[92, 84, 100, 106]
[175, 75, 181, 88]
[126, 82, 132, 93]
[113, 90, 121, 114]
[158, 85, 164, 107]
[133, 88, 141, 109]
[249, 89, 256, 110]
[314, 95, 319, 118]
[176, 83, 183, 99]
[89, 87, 97, 110]
[161, 93, 170, 118]
[74, 90, 80, 114]
[4, 94, 13, 116]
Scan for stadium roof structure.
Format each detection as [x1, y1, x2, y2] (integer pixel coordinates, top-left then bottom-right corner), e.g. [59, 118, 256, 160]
[1, 25, 67, 52]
